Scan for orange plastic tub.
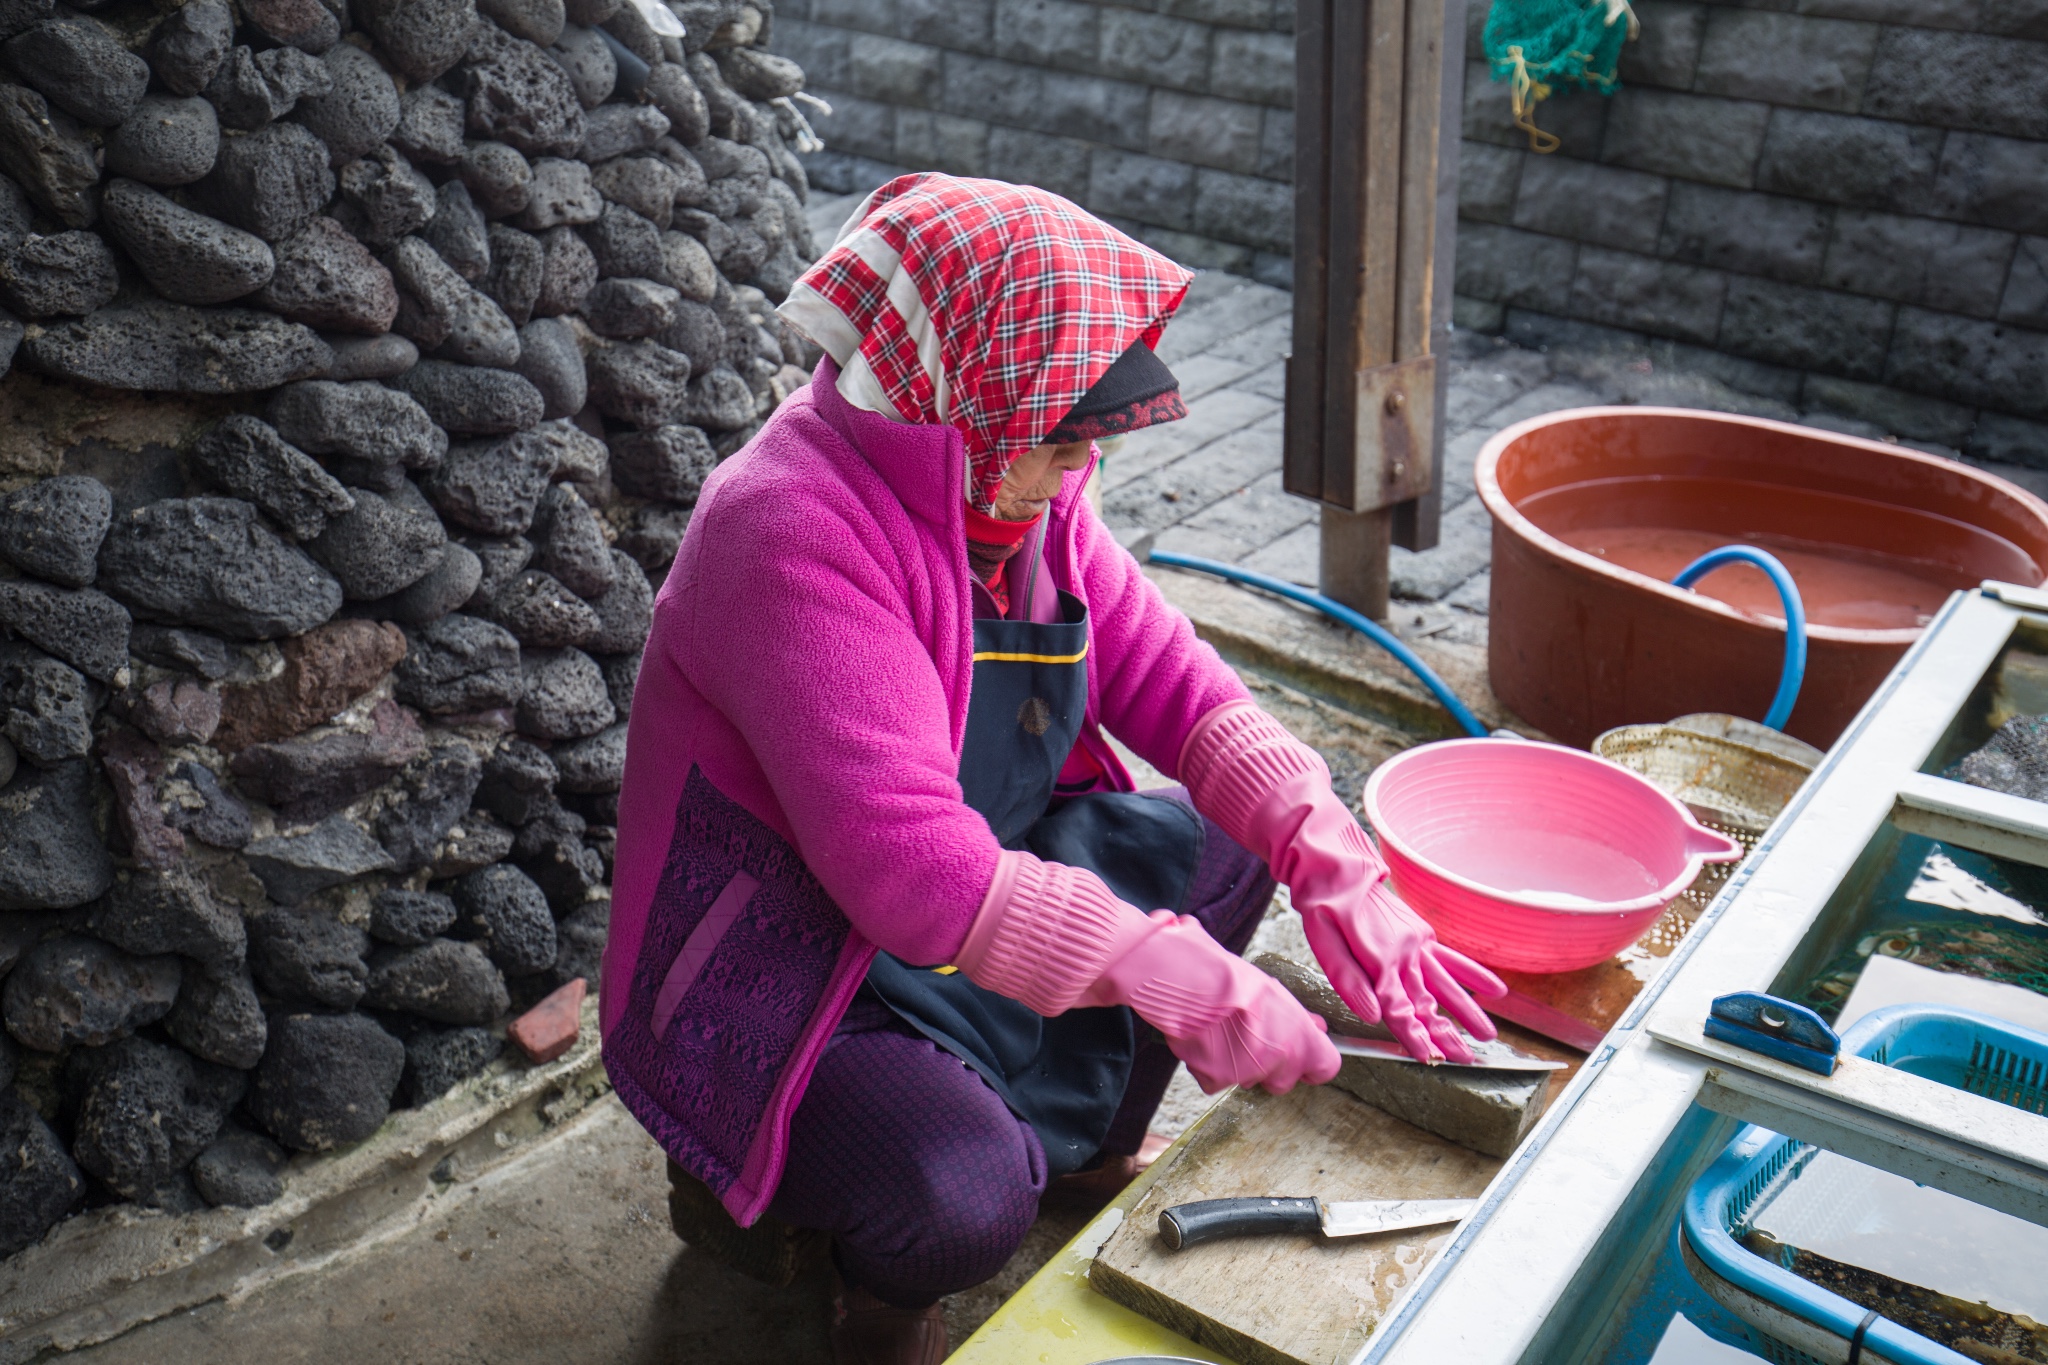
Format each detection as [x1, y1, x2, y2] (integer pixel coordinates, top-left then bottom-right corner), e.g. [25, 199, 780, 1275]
[1479, 408, 2048, 749]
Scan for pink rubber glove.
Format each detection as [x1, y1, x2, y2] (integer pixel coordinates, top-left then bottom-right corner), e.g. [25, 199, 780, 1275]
[1181, 702, 1507, 1064]
[954, 851, 1340, 1094]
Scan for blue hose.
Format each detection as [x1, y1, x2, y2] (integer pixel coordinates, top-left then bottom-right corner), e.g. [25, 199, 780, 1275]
[1149, 543, 1809, 737]
[1670, 545, 1808, 731]
[1146, 550, 1493, 738]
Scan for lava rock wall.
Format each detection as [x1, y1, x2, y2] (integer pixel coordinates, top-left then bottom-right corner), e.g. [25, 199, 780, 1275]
[0, 0, 817, 1257]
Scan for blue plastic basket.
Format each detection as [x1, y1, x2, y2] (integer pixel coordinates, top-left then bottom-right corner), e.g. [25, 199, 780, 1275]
[1681, 1005, 2048, 1365]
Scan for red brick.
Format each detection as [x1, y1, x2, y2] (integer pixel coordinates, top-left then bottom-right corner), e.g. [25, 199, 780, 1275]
[509, 977, 586, 1064]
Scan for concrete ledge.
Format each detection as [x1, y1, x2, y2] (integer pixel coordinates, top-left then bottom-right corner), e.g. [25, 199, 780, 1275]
[1146, 564, 1543, 740]
[0, 997, 610, 1362]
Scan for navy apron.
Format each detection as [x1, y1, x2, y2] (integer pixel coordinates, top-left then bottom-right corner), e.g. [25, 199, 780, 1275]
[864, 524, 1203, 1175]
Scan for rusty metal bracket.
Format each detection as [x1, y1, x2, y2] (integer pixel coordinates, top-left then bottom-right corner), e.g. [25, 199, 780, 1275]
[1349, 354, 1437, 513]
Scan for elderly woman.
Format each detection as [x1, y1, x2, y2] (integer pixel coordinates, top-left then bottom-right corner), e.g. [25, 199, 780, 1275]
[602, 175, 1502, 1365]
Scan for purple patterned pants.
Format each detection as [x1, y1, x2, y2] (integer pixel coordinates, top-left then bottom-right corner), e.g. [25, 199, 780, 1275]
[764, 795, 1274, 1307]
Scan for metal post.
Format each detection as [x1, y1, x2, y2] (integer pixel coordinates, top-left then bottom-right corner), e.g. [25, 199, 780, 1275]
[1287, 0, 1463, 619]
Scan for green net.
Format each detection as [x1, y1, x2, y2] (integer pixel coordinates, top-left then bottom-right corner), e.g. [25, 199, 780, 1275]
[1482, 0, 1638, 152]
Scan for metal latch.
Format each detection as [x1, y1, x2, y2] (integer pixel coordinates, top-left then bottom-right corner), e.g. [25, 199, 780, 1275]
[1704, 992, 1840, 1076]
[1982, 580, 2048, 613]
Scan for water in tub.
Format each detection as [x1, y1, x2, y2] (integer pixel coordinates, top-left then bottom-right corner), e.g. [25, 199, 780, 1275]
[1744, 1145, 2048, 1343]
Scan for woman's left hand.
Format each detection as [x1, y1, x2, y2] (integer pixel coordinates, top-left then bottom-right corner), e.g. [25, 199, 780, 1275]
[1270, 777, 1506, 1063]
[1179, 701, 1507, 1063]
[1293, 874, 1505, 1064]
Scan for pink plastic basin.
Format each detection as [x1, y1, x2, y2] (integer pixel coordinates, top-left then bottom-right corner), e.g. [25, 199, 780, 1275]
[1361, 739, 1743, 973]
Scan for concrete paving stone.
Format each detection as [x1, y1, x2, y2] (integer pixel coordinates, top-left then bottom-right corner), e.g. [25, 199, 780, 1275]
[1472, 380, 1619, 431]
[1441, 426, 1493, 501]
[803, 189, 867, 248]
[1445, 569, 1492, 614]
[1236, 357, 1286, 399]
[1443, 346, 1553, 428]
[1102, 384, 1280, 490]
[1453, 294, 1507, 332]
[1170, 347, 1265, 402]
[1693, 9, 1879, 113]
[1658, 182, 1832, 286]
[1601, 362, 1803, 421]
[1240, 518, 1318, 586]
[1103, 412, 1285, 530]
[1819, 209, 2016, 317]
[1863, 25, 2048, 142]
[1618, 0, 1706, 89]
[1177, 467, 1317, 545]
[1511, 156, 1670, 256]
[58, 1091, 1112, 1361]
[1153, 520, 1260, 562]
[1388, 493, 1493, 602]
[1196, 309, 1292, 367]
[1174, 261, 1254, 311]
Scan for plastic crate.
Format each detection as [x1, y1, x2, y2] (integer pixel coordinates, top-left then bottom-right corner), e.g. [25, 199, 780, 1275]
[1680, 1005, 2048, 1365]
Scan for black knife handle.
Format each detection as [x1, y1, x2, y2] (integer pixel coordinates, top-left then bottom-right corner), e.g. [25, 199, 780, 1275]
[1158, 1197, 1320, 1251]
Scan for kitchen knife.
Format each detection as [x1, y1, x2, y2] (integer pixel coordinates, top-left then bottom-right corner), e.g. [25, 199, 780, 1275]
[1328, 1034, 1566, 1072]
[1158, 1196, 1477, 1251]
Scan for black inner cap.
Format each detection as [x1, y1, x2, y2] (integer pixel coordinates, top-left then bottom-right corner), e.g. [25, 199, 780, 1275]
[1062, 341, 1178, 420]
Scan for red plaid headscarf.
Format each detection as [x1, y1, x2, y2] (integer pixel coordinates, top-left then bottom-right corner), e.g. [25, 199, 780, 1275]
[778, 174, 1194, 512]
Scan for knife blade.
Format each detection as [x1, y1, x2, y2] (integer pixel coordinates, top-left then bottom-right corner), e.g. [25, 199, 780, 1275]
[1328, 1034, 1566, 1072]
[1158, 1196, 1477, 1251]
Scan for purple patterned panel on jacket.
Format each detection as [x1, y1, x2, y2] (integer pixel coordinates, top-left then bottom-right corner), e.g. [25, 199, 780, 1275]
[606, 764, 851, 1196]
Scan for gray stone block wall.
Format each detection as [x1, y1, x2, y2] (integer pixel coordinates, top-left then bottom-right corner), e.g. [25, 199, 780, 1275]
[775, 0, 1299, 285]
[1455, 0, 2048, 461]
[780, 0, 2048, 461]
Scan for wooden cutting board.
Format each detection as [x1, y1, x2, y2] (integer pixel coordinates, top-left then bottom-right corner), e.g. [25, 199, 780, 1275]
[1090, 1082, 1502, 1365]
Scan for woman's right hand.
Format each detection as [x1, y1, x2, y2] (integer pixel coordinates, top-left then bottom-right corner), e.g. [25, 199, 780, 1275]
[953, 852, 1339, 1094]
[1080, 911, 1341, 1094]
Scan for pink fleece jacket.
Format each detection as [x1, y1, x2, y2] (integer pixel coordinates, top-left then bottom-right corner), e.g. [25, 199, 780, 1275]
[602, 360, 1250, 1222]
